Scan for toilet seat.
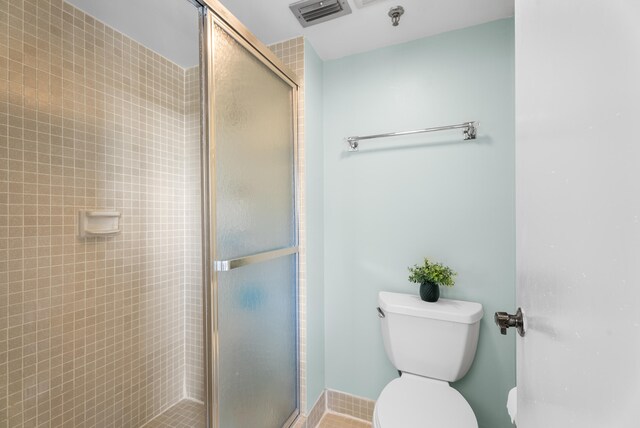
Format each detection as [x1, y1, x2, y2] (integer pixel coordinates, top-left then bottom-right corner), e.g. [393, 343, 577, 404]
[374, 373, 478, 428]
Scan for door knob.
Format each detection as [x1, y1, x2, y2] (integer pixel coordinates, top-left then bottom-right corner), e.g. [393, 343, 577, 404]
[494, 307, 525, 337]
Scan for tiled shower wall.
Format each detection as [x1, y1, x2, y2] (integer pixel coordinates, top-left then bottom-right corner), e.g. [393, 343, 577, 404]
[183, 66, 203, 402]
[0, 1, 202, 427]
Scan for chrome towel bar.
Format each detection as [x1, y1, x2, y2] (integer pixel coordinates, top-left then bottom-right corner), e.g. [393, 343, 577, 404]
[346, 121, 478, 151]
[213, 246, 298, 272]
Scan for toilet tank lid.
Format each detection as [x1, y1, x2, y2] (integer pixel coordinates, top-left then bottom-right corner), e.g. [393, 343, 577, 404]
[379, 292, 483, 324]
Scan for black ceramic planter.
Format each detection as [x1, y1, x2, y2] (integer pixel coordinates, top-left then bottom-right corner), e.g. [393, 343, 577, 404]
[419, 281, 440, 302]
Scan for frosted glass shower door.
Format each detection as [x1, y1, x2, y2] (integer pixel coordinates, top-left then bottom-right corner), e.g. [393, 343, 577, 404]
[206, 15, 299, 428]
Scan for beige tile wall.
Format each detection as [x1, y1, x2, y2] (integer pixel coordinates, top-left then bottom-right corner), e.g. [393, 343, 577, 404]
[294, 389, 376, 428]
[183, 65, 203, 402]
[327, 390, 375, 423]
[306, 390, 326, 428]
[0, 0, 202, 427]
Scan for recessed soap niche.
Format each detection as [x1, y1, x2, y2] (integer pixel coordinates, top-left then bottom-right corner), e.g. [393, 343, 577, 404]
[78, 210, 122, 238]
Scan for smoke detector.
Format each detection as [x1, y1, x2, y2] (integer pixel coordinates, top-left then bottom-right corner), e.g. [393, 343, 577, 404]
[289, 0, 352, 28]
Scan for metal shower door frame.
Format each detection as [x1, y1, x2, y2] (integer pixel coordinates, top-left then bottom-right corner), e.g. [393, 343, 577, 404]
[195, 1, 301, 427]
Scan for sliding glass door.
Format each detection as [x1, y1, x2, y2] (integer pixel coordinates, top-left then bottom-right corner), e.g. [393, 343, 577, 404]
[203, 11, 299, 428]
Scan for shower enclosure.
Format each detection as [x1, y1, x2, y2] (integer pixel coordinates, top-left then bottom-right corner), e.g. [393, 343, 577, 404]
[0, 0, 300, 426]
[202, 5, 301, 428]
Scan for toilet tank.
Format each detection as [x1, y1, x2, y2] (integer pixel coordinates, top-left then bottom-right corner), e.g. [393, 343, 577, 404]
[378, 292, 483, 382]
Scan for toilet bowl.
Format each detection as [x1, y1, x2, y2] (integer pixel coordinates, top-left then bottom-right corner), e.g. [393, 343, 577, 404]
[375, 292, 483, 428]
[373, 374, 477, 428]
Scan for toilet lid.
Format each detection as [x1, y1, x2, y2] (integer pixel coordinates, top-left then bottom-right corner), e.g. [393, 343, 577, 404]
[375, 374, 478, 428]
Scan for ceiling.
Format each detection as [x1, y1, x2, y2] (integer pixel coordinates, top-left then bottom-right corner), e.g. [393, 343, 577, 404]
[66, 0, 200, 68]
[64, 0, 514, 66]
[219, 0, 514, 60]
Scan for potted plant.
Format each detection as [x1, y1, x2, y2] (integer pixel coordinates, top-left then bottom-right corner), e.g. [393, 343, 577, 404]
[408, 257, 456, 302]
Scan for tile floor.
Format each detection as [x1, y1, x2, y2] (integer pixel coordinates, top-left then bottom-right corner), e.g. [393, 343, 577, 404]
[142, 400, 206, 428]
[316, 412, 372, 428]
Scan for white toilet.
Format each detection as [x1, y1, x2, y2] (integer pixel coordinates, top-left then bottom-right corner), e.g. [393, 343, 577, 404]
[374, 292, 484, 428]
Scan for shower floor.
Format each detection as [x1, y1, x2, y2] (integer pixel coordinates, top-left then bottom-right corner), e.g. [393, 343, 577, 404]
[143, 399, 206, 428]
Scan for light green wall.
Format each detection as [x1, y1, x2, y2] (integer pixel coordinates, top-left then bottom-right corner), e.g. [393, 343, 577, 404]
[303, 39, 326, 413]
[321, 19, 515, 428]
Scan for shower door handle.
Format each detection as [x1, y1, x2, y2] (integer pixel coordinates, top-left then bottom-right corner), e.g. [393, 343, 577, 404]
[213, 246, 298, 272]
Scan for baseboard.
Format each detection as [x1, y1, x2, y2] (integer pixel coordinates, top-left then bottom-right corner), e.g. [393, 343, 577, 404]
[293, 389, 375, 428]
[326, 389, 375, 423]
[306, 391, 326, 427]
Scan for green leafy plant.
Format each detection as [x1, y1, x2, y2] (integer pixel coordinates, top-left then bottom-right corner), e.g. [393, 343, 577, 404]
[408, 257, 456, 287]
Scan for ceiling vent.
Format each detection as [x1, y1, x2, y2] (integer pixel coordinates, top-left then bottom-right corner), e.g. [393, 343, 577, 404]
[289, 0, 352, 28]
